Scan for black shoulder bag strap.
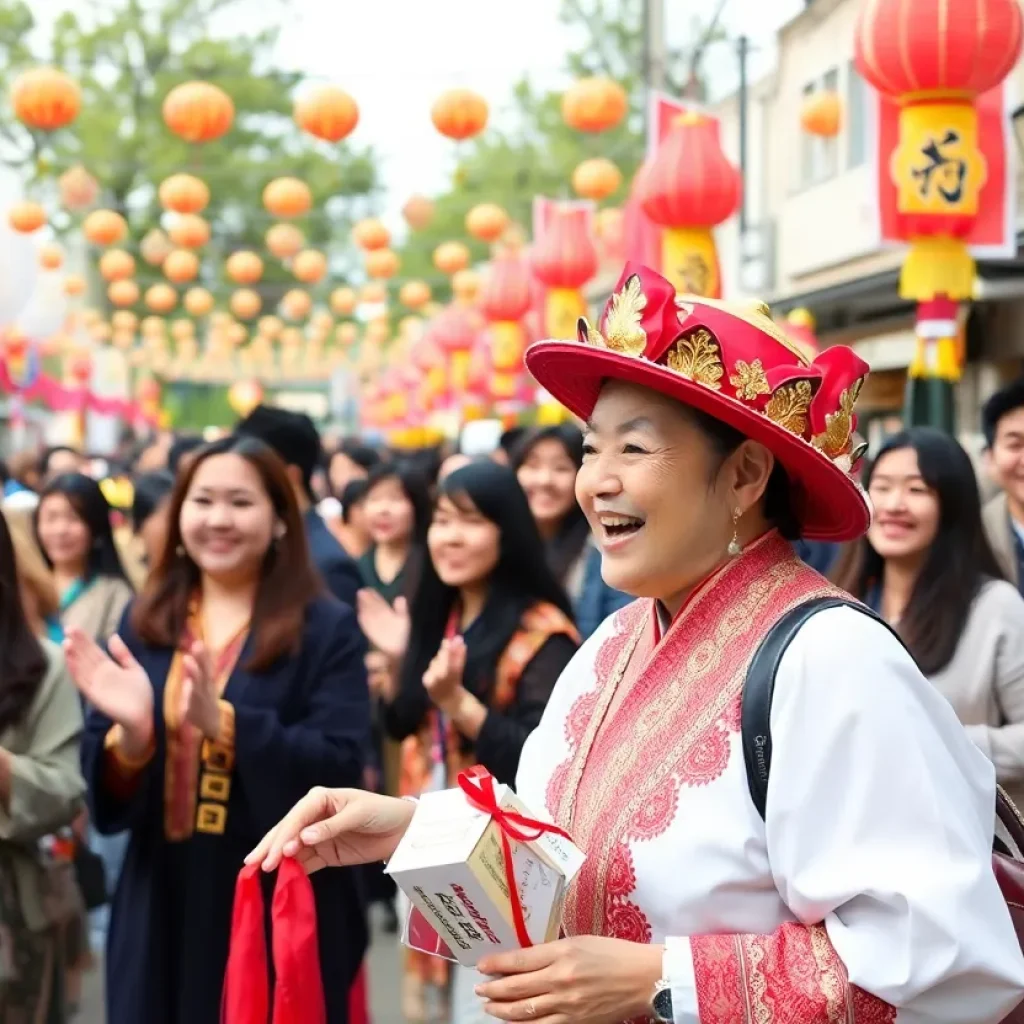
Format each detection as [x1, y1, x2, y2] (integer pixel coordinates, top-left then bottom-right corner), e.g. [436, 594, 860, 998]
[741, 595, 906, 821]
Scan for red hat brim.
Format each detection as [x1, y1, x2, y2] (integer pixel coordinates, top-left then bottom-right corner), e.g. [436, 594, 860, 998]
[526, 341, 870, 542]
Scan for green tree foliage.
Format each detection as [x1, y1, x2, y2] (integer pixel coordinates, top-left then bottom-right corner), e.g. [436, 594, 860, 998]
[0, 0, 379, 305]
[395, 0, 729, 300]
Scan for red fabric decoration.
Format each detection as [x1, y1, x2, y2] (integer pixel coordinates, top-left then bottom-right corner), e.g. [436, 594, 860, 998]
[222, 860, 326, 1024]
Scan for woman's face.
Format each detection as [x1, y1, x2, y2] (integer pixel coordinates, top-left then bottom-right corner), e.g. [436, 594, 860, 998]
[516, 438, 579, 529]
[179, 453, 278, 581]
[867, 446, 940, 562]
[330, 453, 368, 496]
[139, 499, 171, 569]
[364, 477, 415, 546]
[37, 494, 91, 573]
[576, 381, 735, 601]
[428, 493, 501, 589]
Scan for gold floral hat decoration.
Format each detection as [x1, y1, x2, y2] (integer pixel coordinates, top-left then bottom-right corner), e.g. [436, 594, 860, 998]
[525, 262, 871, 541]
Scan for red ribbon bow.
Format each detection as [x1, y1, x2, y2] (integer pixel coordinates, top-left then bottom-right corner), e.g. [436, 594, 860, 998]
[221, 859, 326, 1024]
[456, 765, 574, 948]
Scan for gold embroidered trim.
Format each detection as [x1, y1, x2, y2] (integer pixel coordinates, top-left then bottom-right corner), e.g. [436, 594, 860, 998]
[675, 294, 811, 365]
[667, 327, 724, 390]
[764, 380, 814, 435]
[586, 274, 647, 356]
[729, 359, 770, 401]
[810, 378, 863, 458]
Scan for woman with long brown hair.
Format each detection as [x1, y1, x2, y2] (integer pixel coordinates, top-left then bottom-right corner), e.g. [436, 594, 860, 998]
[64, 435, 371, 1024]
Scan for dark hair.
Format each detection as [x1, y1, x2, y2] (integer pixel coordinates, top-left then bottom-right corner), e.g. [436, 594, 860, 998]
[394, 461, 573, 736]
[364, 461, 433, 546]
[35, 473, 131, 584]
[38, 445, 80, 479]
[340, 479, 369, 525]
[0, 509, 49, 733]
[831, 427, 1003, 675]
[684, 407, 800, 540]
[131, 436, 322, 670]
[982, 378, 1024, 448]
[0, 459, 9, 485]
[131, 471, 175, 533]
[499, 426, 526, 455]
[236, 405, 322, 499]
[168, 434, 203, 474]
[335, 441, 381, 474]
[512, 424, 592, 582]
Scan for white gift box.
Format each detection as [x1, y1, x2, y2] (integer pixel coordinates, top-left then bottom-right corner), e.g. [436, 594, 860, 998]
[386, 776, 585, 968]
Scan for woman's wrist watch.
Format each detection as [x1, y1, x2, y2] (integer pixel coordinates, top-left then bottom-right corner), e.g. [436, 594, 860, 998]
[651, 979, 673, 1023]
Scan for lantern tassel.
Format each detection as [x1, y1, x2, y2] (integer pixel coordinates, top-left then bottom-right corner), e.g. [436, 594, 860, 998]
[899, 237, 976, 303]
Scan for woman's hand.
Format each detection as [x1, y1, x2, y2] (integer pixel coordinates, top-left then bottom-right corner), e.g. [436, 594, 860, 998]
[423, 636, 467, 710]
[64, 628, 154, 748]
[246, 788, 416, 874]
[178, 641, 222, 739]
[475, 937, 663, 1024]
[356, 590, 410, 662]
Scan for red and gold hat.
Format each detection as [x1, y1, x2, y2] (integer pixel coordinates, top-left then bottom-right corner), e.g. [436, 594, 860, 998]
[525, 262, 871, 541]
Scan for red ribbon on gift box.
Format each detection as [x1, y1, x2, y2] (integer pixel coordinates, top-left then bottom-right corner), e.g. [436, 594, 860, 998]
[456, 765, 574, 948]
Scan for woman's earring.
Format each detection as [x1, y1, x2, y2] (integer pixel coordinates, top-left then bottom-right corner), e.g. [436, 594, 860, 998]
[727, 507, 743, 557]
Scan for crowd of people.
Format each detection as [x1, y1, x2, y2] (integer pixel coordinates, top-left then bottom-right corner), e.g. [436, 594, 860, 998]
[5, 296, 1024, 1021]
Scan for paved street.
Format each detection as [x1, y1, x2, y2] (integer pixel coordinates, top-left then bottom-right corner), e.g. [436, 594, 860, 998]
[79, 910, 406, 1024]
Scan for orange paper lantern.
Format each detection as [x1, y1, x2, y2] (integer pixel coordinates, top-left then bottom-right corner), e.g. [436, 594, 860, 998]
[402, 195, 434, 231]
[263, 177, 312, 218]
[294, 85, 359, 142]
[168, 213, 210, 249]
[572, 157, 622, 200]
[466, 203, 509, 243]
[226, 250, 263, 285]
[360, 282, 386, 304]
[63, 274, 86, 297]
[39, 243, 63, 270]
[293, 249, 328, 284]
[330, 287, 358, 316]
[230, 288, 261, 320]
[431, 88, 488, 141]
[145, 283, 177, 313]
[162, 81, 234, 143]
[433, 241, 470, 274]
[336, 322, 358, 346]
[163, 249, 200, 284]
[400, 280, 431, 309]
[281, 288, 312, 320]
[11, 67, 81, 131]
[452, 269, 480, 305]
[158, 173, 210, 214]
[58, 165, 98, 211]
[365, 249, 399, 280]
[8, 201, 46, 234]
[480, 250, 532, 322]
[352, 218, 390, 251]
[562, 77, 628, 133]
[140, 229, 172, 267]
[266, 222, 305, 259]
[112, 311, 138, 332]
[99, 249, 135, 281]
[83, 209, 127, 246]
[800, 92, 842, 137]
[108, 279, 140, 307]
[257, 315, 283, 338]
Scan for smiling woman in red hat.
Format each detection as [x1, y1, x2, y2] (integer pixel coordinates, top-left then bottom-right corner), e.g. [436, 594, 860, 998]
[251, 263, 1024, 1024]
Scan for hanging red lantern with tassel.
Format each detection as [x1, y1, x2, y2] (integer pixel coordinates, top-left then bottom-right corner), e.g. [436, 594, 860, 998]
[530, 205, 598, 339]
[480, 249, 532, 399]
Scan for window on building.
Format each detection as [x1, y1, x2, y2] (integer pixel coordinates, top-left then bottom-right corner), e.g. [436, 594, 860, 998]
[800, 81, 818, 188]
[847, 61, 866, 168]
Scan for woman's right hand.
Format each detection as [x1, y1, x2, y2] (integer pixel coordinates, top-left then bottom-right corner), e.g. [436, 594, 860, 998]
[356, 589, 410, 662]
[64, 628, 154, 745]
[246, 788, 415, 874]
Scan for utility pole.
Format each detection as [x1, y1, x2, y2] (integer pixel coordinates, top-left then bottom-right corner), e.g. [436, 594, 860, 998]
[737, 34, 749, 233]
[643, 0, 667, 137]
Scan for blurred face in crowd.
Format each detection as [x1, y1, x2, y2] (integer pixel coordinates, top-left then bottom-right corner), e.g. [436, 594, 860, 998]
[867, 446, 940, 565]
[345, 498, 372, 553]
[364, 477, 415, 548]
[428, 492, 501, 590]
[986, 406, 1024, 515]
[516, 438, 578, 533]
[179, 453, 277, 582]
[44, 449, 83, 482]
[330, 452, 369, 496]
[37, 494, 92, 575]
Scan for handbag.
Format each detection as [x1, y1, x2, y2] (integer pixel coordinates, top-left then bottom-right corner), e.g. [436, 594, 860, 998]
[221, 858, 326, 1024]
[741, 595, 1024, 1024]
[73, 841, 108, 912]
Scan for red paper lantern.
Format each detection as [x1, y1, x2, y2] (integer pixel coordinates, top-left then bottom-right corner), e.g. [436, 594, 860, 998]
[561, 77, 628, 133]
[159, 173, 210, 214]
[365, 249, 399, 280]
[431, 88, 488, 141]
[331, 287, 358, 316]
[59, 166, 98, 211]
[184, 287, 214, 317]
[266, 223, 305, 259]
[226, 251, 263, 285]
[11, 68, 81, 131]
[352, 218, 390, 251]
[400, 280, 431, 310]
[83, 209, 128, 247]
[480, 251, 532, 322]
[433, 241, 470, 275]
[162, 81, 234, 143]
[854, 0, 1023, 99]
[69, 354, 92, 385]
[800, 92, 842, 137]
[530, 209, 598, 291]
[263, 177, 312, 218]
[572, 157, 622, 200]
[99, 249, 135, 281]
[8, 201, 46, 234]
[402, 195, 434, 231]
[293, 249, 328, 284]
[294, 86, 359, 142]
[466, 204, 509, 243]
[163, 249, 200, 284]
[169, 213, 210, 249]
[108, 279, 140, 307]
